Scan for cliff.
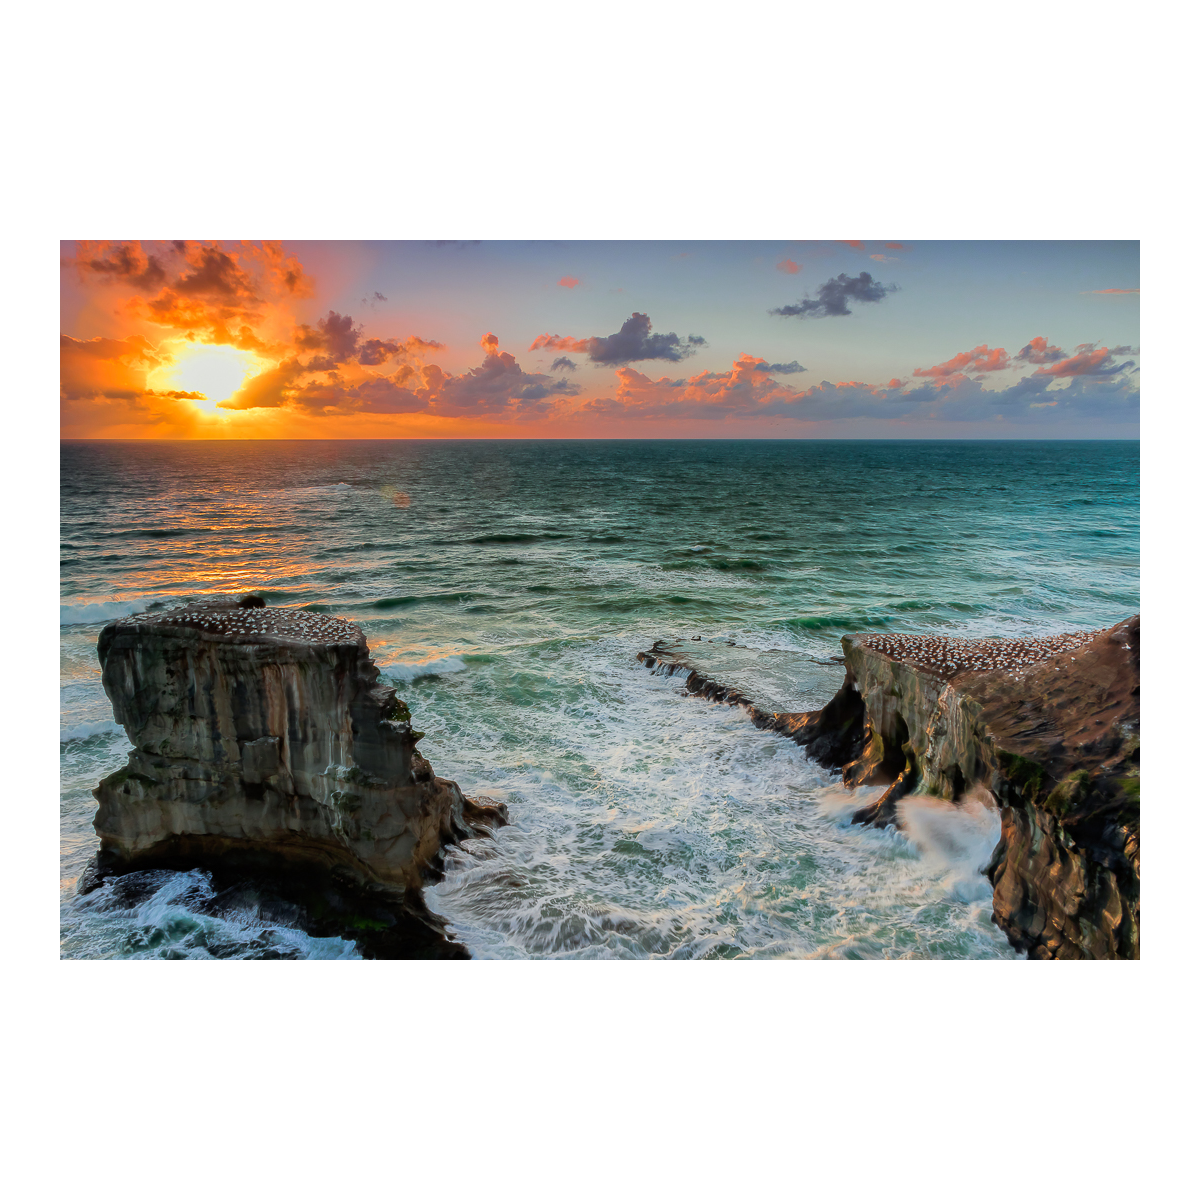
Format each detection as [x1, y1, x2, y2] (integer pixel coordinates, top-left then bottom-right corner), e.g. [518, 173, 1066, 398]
[85, 597, 506, 957]
[639, 617, 1140, 960]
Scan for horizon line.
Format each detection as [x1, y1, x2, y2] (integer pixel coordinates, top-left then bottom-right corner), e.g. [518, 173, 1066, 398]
[59, 435, 1142, 444]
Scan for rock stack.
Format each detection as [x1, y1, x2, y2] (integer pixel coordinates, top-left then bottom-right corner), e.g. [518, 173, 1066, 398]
[86, 597, 506, 956]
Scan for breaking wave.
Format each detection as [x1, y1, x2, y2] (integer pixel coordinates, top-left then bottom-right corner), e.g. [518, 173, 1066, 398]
[383, 655, 469, 684]
[61, 720, 123, 743]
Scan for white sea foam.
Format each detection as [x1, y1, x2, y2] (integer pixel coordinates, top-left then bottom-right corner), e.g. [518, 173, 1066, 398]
[897, 792, 1002, 904]
[423, 633, 1019, 960]
[61, 720, 123, 743]
[63, 868, 360, 961]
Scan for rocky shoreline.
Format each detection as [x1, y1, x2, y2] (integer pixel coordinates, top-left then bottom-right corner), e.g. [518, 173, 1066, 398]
[82, 594, 1139, 960]
[83, 597, 507, 958]
[640, 616, 1140, 960]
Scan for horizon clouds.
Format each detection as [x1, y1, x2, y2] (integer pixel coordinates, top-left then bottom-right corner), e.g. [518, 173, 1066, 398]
[59, 240, 1140, 438]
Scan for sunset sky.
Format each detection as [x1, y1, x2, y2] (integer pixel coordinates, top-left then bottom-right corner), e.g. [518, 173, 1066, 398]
[60, 240, 1140, 439]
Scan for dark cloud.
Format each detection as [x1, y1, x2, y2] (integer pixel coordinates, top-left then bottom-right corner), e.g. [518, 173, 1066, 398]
[770, 272, 898, 319]
[294, 311, 359, 360]
[760, 360, 807, 375]
[530, 312, 706, 365]
[173, 246, 258, 304]
[68, 242, 313, 350]
[358, 338, 404, 366]
[73, 243, 167, 291]
[435, 335, 579, 414]
[551, 357, 577, 372]
[303, 355, 342, 373]
[292, 313, 441, 367]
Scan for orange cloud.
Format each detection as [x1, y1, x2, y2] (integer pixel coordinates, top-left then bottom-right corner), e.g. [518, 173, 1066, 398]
[776, 259, 801, 274]
[913, 344, 1011, 384]
[530, 332, 592, 353]
[69, 241, 312, 351]
[60, 333, 165, 401]
[62, 242, 458, 436]
[1031, 345, 1127, 378]
[1015, 336, 1066, 365]
[60, 333, 208, 438]
[218, 332, 578, 420]
[1091, 288, 1139, 294]
[558, 276, 580, 288]
[885, 242, 904, 250]
[836, 240, 866, 250]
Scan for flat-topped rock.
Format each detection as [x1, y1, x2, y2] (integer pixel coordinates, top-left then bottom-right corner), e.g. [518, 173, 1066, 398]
[856, 627, 1110, 682]
[104, 598, 364, 647]
[87, 598, 506, 957]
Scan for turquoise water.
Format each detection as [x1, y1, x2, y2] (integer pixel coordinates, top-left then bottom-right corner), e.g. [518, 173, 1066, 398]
[60, 439, 1139, 959]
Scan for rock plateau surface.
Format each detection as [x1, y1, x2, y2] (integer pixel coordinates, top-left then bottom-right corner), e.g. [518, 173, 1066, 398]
[86, 598, 506, 957]
[639, 616, 1140, 960]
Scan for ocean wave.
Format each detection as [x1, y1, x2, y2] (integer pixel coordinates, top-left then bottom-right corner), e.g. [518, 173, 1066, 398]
[384, 655, 469, 683]
[61, 720, 123, 742]
[60, 599, 153, 626]
[64, 868, 359, 961]
[373, 592, 475, 610]
[468, 532, 545, 544]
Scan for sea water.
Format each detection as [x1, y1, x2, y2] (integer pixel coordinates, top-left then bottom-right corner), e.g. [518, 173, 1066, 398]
[59, 440, 1139, 959]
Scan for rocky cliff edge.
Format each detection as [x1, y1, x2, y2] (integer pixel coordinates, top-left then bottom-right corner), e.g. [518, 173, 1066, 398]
[640, 616, 1139, 960]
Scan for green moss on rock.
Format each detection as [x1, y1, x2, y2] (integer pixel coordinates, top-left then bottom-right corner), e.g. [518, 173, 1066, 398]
[1045, 768, 1091, 817]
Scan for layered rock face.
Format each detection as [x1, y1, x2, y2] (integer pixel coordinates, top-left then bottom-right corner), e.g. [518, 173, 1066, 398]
[640, 617, 1140, 960]
[837, 619, 1139, 959]
[89, 599, 505, 951]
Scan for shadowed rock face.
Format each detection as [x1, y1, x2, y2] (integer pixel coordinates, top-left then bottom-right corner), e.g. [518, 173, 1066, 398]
[639, 616, 1140, 960]
[88, 600, 506, 955]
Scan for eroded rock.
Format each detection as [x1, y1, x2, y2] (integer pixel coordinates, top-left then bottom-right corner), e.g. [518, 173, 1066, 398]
[87, 599, 507, 956]
[638, 616, 1140, 960]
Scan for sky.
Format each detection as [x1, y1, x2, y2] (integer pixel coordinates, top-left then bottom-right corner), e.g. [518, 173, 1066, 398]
[59, 240, 1140, 439]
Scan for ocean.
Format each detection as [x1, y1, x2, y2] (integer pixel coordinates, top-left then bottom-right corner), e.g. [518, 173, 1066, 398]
[59, 439, 1139, 959]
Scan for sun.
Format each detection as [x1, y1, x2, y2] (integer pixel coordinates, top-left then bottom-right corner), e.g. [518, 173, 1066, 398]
[165, 344, 259, 410]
